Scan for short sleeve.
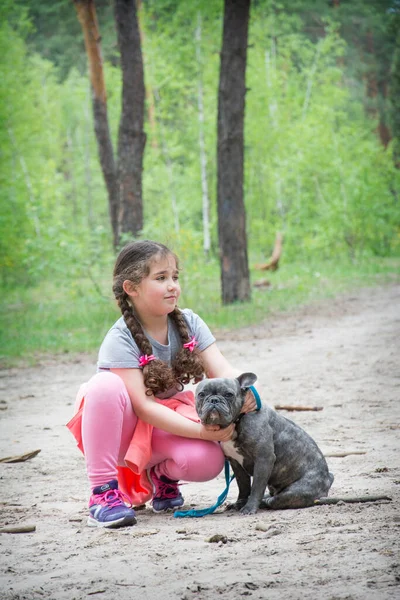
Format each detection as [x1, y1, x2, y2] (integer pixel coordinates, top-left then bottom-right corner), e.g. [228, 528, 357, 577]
[181, 309, 215, 352]
[97, 319, 141, 370]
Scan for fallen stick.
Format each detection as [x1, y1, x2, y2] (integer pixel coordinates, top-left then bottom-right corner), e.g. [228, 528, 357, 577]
[324, 451, 366, 457]
[0, 449, 41, 463]
[315, 495, 391, 505]
[274, 405, 323, 412]
[0, 525, 36, 534]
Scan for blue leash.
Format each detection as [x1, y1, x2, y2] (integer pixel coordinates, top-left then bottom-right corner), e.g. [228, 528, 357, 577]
[174, 459, 234, 518]
[174, 385, 261, 518]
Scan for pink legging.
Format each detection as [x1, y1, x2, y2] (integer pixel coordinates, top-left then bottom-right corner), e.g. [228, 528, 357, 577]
[81, 372, 225, 490]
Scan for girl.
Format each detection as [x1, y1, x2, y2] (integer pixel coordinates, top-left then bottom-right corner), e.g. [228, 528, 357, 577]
[67, 240, 257, 528]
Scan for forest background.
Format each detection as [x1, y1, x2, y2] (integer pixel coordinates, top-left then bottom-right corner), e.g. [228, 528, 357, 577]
[0, 0, 399, 364]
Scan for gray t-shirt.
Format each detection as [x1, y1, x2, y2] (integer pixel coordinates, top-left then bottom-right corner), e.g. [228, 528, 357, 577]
[97, 309, 215, 396]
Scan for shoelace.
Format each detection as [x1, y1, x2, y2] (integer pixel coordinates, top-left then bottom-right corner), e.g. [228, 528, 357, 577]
[92, 489, 132, 509]
[154, 479, 181, 500]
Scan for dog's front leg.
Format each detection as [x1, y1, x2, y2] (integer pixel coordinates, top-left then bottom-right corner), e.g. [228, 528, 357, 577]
[226, 458, 251, 511]
[241, 453, 275, 515]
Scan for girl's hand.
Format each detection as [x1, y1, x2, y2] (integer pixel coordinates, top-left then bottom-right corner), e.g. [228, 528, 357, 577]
[199, 422, 235, 442]
[241, 389, 258, 414]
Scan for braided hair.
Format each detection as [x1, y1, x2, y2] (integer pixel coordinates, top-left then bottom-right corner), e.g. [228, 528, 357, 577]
[112, 240, 205, 396]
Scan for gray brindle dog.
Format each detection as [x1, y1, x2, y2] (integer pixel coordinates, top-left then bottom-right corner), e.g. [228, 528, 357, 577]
[195, 373, 334, 515]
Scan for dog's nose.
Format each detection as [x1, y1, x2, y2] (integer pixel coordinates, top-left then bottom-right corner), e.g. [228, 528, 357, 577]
[209, 396, 219, 404]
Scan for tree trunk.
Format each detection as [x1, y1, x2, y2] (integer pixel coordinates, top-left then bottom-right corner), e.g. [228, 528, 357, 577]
[217, 0, 251, 304]
[114, 0, 146, 237]
[73, 0, 119, 248]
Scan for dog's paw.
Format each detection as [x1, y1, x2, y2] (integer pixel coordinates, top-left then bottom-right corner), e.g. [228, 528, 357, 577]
[240, 503, 258, 515]
[259, 495, 273, 509]
[225, 499, 247, 512]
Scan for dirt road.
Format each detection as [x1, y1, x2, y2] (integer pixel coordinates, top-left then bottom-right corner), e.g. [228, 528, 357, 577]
[1, 284, 399, 600]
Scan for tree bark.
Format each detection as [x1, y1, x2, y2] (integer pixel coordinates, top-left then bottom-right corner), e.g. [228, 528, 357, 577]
[217, 0, 251, 304]
[114, 0, 146, 237]
[73, 0, 119, 248]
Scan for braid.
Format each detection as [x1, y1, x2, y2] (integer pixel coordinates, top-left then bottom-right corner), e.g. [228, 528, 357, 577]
[170, 308, 205, 386]
[116, 292, 176, 396]
[118, 294, 152, 356]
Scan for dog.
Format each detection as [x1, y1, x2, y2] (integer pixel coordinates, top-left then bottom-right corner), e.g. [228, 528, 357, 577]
[195, 373, 334, 515]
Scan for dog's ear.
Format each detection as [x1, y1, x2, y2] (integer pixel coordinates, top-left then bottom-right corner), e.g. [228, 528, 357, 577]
[237, 372, 257, 390]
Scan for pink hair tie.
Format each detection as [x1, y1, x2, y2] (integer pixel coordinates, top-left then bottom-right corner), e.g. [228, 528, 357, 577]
[139, 354, 156, 367]
[183, 336, 197, 353]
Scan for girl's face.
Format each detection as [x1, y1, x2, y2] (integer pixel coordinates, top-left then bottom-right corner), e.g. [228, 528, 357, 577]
[126, 254, 181, 318]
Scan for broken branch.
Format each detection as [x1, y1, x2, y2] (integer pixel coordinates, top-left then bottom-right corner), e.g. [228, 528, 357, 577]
[315, 495, 391, 505]
[0, 449, 41, 463]
[254, 232, 283, 271]
[0, 525, 36, 534]
[274, 405, 323, 412]
[324, 451, 366, 457]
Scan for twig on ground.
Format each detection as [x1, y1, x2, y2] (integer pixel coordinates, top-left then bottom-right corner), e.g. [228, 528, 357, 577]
[274, 405, 323, 412]
[315, 495, 391, 505]
[0, 449, 41, 463]
[0, 525, 36, 533]
[324, 451, 366, 457]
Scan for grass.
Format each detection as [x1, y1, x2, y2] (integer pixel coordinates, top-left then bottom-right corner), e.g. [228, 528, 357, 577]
[182, 254, 400, 329]
[1, 255, 399, 367]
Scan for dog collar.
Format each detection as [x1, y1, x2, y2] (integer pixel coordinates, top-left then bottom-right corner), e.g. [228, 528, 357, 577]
[249, 385, 262, 410]
[234, 385, 262, 425]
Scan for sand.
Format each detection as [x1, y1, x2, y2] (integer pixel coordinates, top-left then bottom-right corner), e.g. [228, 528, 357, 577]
[0, 284, 399, 600]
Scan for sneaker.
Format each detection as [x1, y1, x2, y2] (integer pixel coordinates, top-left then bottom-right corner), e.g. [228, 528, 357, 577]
[88, 479, 137, 528]
[148, 467, 184, 513]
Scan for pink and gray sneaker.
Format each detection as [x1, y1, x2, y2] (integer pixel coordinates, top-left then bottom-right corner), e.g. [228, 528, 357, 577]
[88, 480, 137, 528]
[148, 467, 184, 513]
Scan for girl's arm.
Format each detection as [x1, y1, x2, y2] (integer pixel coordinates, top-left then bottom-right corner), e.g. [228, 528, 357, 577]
[111, 367, 234, 442]
[200, 342, 260, 412]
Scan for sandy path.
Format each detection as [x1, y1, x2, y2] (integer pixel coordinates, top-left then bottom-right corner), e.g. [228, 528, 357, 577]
[0, 284, 399, 600]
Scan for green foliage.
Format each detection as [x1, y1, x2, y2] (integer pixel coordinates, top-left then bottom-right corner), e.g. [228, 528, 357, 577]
[14, 0, 118, 81]
[1, 0, 399, 359]
[388, 5, 400, 165]
[0, 18, 113, 287]
[1, 255, 399, 364]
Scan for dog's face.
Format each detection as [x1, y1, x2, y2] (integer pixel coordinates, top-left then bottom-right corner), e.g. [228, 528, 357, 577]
[195, 373, 257, 427]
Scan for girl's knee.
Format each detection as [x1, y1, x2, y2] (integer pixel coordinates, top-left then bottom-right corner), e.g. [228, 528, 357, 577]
[85, 371, 127, 405]
[178, 441, 225, 481]
[205, 443, 225, 478]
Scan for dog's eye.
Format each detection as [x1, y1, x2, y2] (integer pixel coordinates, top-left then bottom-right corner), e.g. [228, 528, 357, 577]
[197, 392, 205, 399]
[225, 392, 234, 399]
